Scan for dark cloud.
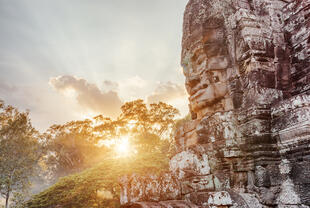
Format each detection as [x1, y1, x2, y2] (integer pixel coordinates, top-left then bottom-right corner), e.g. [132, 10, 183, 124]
[49, 75, 123, 118]
[147, 81, 187, 104]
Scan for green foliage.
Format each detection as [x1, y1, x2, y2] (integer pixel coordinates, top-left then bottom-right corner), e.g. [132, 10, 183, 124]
[0, 100, 43, 208]
[44, 120, 111, 179]
[0, 100, 178, 208]
[45, 100, 179, 179]
[26, 152, 169, 208]
[10, 191, 30, 208]
[118, 100, 179, 138]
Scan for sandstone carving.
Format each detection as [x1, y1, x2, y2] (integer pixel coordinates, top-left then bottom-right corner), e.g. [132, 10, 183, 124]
[120, 0, 310, 207]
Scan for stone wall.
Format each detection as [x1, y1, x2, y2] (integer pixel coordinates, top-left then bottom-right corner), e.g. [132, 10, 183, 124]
[120, 0, 310, 207]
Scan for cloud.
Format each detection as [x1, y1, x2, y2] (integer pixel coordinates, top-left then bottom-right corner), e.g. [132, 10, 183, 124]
[49, 75, 122, 118]
[0, 0, 189, 131]
[103, 80, 119, 92]
[117, 76, 152, 100]
[147, 81, 187, 104]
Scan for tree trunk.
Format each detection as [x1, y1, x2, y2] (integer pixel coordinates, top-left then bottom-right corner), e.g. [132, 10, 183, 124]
[5, 191, 10, 208]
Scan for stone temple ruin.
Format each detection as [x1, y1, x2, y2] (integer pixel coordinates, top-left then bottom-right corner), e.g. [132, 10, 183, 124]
[120, 0, 310, 207]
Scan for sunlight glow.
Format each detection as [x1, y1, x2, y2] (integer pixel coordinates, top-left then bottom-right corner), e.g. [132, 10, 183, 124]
[97, 136, 136, 158]
[127, 120, 136, 130]
[114, 136, 131, 158]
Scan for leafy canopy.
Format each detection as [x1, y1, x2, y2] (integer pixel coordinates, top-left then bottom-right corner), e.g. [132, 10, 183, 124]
[26, 147, 169, 208]
[0, 100, 42, 208]
[27, 100, 179, 208]
[44, 100, 179, 179]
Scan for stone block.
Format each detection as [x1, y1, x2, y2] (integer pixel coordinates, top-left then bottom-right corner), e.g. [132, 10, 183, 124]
[181, 175, 215, 195]
[207, 192, 233, 206]
[169, 146, 211, 179]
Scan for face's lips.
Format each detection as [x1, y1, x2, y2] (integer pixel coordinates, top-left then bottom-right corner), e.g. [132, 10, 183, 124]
[189, 82, 228, 112]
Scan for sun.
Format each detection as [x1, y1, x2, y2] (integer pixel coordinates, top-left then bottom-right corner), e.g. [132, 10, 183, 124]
[114, 136, 131, 157]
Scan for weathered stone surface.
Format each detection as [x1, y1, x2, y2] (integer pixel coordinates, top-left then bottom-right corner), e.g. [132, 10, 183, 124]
[169, 145, 211, 179]
[207, 192, 233, 206]
[121, 201, 200, 208]
[119, 173, 181, 205]
[120, 0, 310, 207]
[181, 175, 215, 195]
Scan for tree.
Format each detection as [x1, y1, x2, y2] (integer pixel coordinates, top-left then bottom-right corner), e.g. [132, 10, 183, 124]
[117, 100, 179, 155]
[45, 100, 179, 180]
[0, 101, 42, 208]
[118, 100, 179, 138]
[26, 150, 169, 208]
[44, 120, 111, 180]
[27, 100, 180, 207]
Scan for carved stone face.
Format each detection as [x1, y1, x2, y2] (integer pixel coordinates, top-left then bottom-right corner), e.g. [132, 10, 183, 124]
[182, 19, 233, 119]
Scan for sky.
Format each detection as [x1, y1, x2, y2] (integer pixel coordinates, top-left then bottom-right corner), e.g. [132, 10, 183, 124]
[0, 0, 189, 131]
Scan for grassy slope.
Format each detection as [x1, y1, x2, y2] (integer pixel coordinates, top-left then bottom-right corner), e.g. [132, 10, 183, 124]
[26, 152, 169, 208]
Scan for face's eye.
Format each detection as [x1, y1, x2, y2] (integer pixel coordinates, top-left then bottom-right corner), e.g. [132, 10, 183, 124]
[213, 76, 219, 83]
